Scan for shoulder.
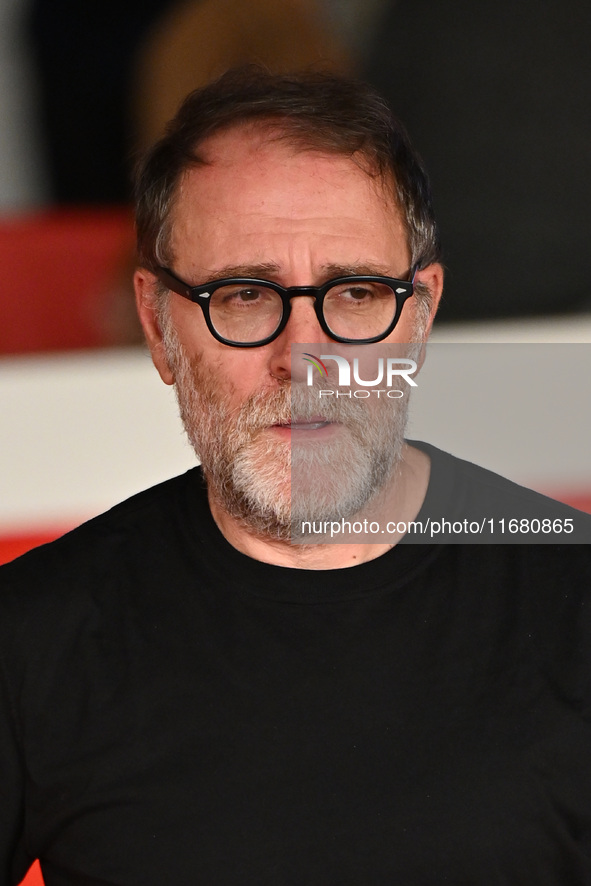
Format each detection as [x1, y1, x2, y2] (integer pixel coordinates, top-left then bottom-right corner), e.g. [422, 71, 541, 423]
[2, 467, 202, 566]
[0, 468, 207, 645]
[410, 440, 591, 543]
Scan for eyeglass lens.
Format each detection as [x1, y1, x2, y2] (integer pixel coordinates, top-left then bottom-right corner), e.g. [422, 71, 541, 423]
[209, 281, 399, 343]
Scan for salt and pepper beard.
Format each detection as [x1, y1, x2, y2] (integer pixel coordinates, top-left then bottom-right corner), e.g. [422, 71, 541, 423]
[160, 312, 416, 541]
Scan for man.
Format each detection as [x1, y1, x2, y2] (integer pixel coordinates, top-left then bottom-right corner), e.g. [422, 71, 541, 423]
[1, 68, 591, 885]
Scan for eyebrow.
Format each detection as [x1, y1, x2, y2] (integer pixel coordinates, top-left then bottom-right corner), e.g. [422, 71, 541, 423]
[201, 263, 282, 281]
[201, 262, 398, 283]
[319, 263, 398, 280]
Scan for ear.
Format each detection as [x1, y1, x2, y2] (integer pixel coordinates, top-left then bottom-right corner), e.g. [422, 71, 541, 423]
[411, 262, 444, 372]
[416, 261, 444, 340]
[134, 269, 175, 385]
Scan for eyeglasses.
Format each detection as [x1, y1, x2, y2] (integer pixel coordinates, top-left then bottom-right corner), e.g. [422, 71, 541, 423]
[155, 265, 417, 347]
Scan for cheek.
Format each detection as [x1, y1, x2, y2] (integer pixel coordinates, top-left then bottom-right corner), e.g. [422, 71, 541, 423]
[229, 362, 272, 404]
[170, 299, 276, 397]
[198, 350, 272, 407]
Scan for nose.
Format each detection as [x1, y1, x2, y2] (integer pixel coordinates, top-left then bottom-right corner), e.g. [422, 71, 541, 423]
[267, 295, 331, 382]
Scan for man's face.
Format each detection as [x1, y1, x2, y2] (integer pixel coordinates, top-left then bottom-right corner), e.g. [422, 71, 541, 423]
[136, 124, 442, 538]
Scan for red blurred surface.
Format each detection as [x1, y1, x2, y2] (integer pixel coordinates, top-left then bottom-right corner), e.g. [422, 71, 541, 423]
[552, 494, 591, 515]
[19, 860, 43, 886]
[0, 208, 134, 355]
[0, 529, 71, 565]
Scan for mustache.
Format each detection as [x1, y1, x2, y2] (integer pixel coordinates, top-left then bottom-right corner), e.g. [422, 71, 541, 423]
[232, 379, 384, 433]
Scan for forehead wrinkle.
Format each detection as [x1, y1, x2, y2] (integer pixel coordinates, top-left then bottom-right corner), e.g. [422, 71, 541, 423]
[168, 136, 410, 286]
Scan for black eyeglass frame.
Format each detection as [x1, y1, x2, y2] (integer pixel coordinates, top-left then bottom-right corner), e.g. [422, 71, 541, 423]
[155, 265, 418, 348]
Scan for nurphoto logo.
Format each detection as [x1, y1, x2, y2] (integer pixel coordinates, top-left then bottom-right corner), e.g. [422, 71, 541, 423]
[303, 353, 418, 399]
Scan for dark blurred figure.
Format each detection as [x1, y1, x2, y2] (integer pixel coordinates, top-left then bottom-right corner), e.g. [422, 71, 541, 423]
[366, 0, 591, 320]
[27, 0, 170, 204]
[27, 0, 352, 205]
[132, 0, 351, 151]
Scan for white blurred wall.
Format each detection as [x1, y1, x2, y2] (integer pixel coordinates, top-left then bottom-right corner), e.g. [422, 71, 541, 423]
[1, 315, 590, 535]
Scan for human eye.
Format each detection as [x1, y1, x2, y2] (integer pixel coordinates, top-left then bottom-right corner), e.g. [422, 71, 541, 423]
[339, 285, 375, 302]
[327, 281, 393, 307]
[213, 284, 277, 310]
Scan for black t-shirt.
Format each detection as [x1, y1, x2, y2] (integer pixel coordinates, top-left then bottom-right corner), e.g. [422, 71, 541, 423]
[406, 441, 591, 543]
[1, 444, 591, 885]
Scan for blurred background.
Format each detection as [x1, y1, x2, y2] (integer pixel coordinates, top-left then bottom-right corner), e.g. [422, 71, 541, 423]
[1, 3, 590, 881]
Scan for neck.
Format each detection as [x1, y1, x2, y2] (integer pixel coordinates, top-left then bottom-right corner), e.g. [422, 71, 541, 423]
[207, 443, 431, 569]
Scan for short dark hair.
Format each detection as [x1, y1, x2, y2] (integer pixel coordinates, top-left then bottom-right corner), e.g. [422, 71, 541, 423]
[134, 66, 441, 277]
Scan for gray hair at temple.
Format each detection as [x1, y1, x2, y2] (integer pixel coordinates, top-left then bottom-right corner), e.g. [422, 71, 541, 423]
[134, 66, 442, 311]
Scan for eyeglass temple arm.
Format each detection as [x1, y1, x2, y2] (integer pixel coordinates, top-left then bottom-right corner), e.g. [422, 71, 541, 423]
[155, 267, 194, 300]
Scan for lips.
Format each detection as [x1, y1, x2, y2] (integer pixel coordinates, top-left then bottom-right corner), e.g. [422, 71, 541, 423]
[286, 421, 332, 431]
[272, 415, 332, 431]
